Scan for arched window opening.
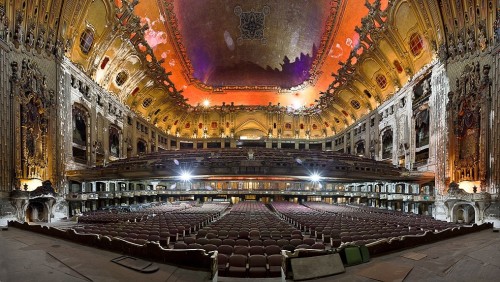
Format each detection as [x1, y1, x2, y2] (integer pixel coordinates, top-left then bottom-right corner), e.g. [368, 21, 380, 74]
[376, 74, 388, 89]
[409, 33, 424, 56]
[115, 71, 128, 87]
[79, 28, 94, 55]
[350, 100, 361, 110]
[142, 97, 153, 108]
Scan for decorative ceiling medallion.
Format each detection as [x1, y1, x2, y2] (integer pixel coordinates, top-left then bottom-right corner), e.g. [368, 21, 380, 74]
[234, 5, 270, 45]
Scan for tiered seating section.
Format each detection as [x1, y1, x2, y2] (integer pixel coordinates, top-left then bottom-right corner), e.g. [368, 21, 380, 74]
[73, 202, 228, 246]
[174, 202, 309, 277]
[10, 200, 492, 280]
[273, 202, 459, 248]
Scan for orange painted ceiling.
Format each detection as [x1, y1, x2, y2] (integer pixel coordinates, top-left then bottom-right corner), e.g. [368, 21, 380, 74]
[130, 0, 387, 108]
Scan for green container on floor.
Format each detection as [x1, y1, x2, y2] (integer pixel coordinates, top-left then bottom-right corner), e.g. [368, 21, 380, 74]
[359, 245, 370, 263]
[343, 246, 363, 266]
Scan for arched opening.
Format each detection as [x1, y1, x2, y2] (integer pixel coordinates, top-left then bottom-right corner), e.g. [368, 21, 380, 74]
[415, 109, 429, 148]
[355, 141, 365, 156]
[72, 106, 88, 163]
[381, 129, 393, 159]
[79, 27, 95, 55]
[451, 202, 477, 224]
[137, 139, 147, 155]
[109, 126, 120, 158]
[25, 201, 47, 223]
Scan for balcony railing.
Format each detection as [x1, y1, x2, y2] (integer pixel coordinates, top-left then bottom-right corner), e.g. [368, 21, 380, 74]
[98, 192, 114, 199]
[65, 193, 100, 201]
[66, 193, 88, 201]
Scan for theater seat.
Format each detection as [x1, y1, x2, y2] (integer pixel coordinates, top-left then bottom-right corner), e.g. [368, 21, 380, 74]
[217, 253, 229, 276]
[227, 254, 247, 277]
[267, 254, 283, 277]
[248, 255, 268, 278]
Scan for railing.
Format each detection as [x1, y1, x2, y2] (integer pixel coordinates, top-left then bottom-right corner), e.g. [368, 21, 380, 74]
[97, 192, 114, 199]
[66, 193, 88, 201]
[121, 191, 134, 197]
[387, 194, 404, 200]
[66, 193, 98, 200]
[414, 195, 435, 201]
[65, 190, 438, 202]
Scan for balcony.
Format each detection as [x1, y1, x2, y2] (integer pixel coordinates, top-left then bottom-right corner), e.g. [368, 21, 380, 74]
[66, 193, 101, 201]
[414, 195, 435, 202]
[66, 193, 88, 201]
[121, 191, 134, 197]
[387, 194, 404, 200]
[98, 192, 114, 199]
[402, 195, 413, 201]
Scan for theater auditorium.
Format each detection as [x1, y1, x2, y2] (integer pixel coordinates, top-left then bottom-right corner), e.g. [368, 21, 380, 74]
[1, 0, 500, 280]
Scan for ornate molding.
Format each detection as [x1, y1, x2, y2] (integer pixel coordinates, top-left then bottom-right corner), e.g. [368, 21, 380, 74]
[10, 59, 55, 181]
[447, 62, 491, 189]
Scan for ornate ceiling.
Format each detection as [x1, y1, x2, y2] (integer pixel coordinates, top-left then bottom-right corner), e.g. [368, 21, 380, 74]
[62, 0, 441, 138]
[133, 0, 375, 107]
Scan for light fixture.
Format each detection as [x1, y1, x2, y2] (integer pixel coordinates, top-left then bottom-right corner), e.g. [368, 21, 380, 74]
[309, 172, 321, 182]
[179, 170, 193, 182]
[202, 99, 210, 107]
[292, 99, 302, 110]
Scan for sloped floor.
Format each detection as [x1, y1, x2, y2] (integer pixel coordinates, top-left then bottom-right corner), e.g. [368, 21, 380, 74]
[318, 228, 500, 282]
[1, 226, 499, 281]
[0, 227, 212, 282]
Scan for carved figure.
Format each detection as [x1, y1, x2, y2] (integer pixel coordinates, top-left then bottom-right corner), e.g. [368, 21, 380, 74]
[456, 33, 465, 55]
[365, 0, 386, 26]
[0, 6, 8, 40]
[466, 28, 475, 52]
[494, 10, 500, 43]
[477, 23, 488, 51]
[13, 11, 23, 44]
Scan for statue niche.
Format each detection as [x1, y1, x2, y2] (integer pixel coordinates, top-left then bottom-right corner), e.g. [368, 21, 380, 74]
[109, 125, 121, 159]
[72, 105, 88, 163]
[447, 62, 491, 188]
[415, 109, 429, 148]
[381, 129, 393, 160]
